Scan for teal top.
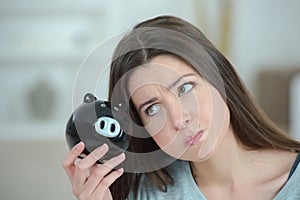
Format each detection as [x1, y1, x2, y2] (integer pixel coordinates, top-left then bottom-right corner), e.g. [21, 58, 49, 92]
[127, 156, 300, 200]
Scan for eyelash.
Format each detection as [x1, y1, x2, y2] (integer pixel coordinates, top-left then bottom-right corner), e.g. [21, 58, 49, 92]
[178, 82, 195, 96]
[145, 104, 161, 116]
[144, 82, 196, 116]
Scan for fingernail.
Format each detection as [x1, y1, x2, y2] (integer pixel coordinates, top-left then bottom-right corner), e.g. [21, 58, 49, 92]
[118, 168, 124, 173]
[117, 153, 125, 160]
[91, 144, 108, 159]
[96, 143, 108, 154]
[75, 142, 83, 151]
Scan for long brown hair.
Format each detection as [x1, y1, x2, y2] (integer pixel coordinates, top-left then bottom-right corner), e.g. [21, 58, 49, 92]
[108, 15, 300, 200]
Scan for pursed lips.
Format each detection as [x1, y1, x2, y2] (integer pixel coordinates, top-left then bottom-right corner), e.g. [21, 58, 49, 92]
[185, 130, 204, 146]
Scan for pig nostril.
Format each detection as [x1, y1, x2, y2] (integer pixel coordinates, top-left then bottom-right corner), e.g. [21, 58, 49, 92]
[110, 123, 116, 133]
[100, 120, 105, 129]
[94, 117, 121, 138]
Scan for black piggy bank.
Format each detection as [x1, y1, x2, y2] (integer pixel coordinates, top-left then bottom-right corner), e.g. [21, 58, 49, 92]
[65, 93, 129, 163]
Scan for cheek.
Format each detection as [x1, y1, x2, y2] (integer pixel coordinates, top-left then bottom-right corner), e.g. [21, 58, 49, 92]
[142, 109, 167, 136]
[209, 87, 229, 128]
[152, 133, 171, 148]
[195, 82, 227, 128]
[147, 113, 179, 151]
[136, 112, 176, 154]
[151, 127, 187, 159]
[148, 116, 173, 148]
[194, 86, 213, 125]
[197, 97, 212, 124]
[197, 86, 230, 160]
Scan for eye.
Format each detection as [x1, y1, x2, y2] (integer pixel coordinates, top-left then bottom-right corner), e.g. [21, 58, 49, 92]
[146, 104, 161, 116]
[178, 82, 194, 96]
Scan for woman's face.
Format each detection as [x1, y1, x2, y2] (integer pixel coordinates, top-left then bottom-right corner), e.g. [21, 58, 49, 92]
[128, 55, 230, 162]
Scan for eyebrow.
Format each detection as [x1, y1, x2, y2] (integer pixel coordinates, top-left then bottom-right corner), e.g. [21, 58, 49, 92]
[167, 73, 196, 90]
[137, 73, 197, 111]
[138, 97, 158, 112]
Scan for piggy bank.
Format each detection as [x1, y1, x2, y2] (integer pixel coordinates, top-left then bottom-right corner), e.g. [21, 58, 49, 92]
[65, 93, 128, 163]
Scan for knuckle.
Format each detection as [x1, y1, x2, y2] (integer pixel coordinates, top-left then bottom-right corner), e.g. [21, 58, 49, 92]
[101, 178, 111, 188]
[76, 162, 88, 171]
[77, 194, 86, 200]
[61, 159, 71, 169]
[102, 162, 114, 170]
[61, 160, 67, 168]
[72, 186, 80, 197]
[94, 167, 105, 177]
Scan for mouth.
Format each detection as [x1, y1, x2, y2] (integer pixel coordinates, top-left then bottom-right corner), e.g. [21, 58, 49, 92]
[185, 130, 204, 147]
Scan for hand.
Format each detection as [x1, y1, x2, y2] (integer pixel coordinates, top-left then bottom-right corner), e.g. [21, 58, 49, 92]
[62, 142, 125, 200]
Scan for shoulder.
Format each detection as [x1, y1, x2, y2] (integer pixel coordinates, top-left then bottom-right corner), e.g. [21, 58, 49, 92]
[275, 157, 300, 200]
[127, 160, 206, 200]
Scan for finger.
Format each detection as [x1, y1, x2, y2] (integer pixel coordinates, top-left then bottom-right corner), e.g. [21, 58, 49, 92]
[101, 152, 126, 170]
[61, 142, 85, 182]
[73, 144, 109, 191]
[81, 143, 109, 166]
[84, 164, 97, 178]
[92, 168, 124, 198]
[83, 153, 126, 196]
[85, 163, 100, 179]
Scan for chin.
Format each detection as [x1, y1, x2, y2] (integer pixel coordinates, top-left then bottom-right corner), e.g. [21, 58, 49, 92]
[178, 146, 204, 162]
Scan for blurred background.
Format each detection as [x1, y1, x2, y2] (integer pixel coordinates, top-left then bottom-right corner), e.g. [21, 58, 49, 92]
[1, 0, 300, 199]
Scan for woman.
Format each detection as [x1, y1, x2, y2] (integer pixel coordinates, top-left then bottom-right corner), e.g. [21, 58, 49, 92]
[62, 16, 300, 200]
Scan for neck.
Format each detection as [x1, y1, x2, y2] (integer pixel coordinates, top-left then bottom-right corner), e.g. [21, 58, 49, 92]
[190, 126, 263, 187]
[189, 126, 297, 198]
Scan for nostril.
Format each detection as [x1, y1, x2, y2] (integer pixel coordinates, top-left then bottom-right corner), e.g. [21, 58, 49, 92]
[174, 117, 191, 131]
[110, 123, 116, 133]
[100, 120, 105, 129]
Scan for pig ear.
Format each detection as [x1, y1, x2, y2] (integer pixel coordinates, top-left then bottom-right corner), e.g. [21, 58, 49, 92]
[83, 93, 97, 103]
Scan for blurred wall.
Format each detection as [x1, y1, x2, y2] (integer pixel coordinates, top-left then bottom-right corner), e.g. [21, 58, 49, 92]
[0, 0, 300, 199]
[229, 0, 300, 94]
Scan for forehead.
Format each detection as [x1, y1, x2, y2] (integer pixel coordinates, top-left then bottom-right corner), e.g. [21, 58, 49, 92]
[128, 55, 197, 93]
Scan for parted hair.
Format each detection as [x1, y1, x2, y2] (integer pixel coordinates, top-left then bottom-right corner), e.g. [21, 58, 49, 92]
[107, 15, 300, 200]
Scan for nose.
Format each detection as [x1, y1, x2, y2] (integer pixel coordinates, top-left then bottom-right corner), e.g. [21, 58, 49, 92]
[167, 98, 191, 131]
